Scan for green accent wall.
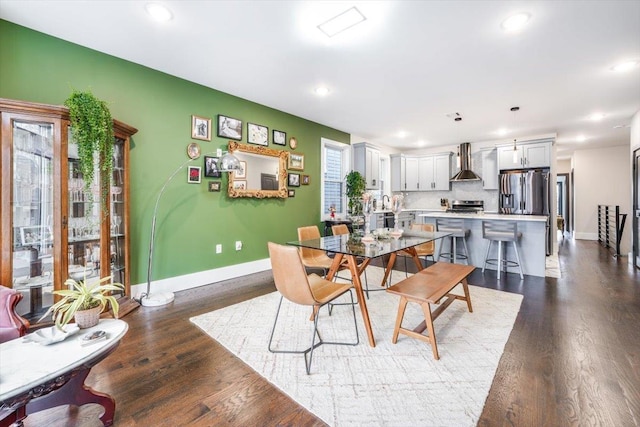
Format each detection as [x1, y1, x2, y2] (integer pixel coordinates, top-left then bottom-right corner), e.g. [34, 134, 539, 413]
[0, 20, 350, 284]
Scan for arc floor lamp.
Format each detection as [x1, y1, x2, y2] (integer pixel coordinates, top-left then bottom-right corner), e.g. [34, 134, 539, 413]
[140, 149, 240, 307]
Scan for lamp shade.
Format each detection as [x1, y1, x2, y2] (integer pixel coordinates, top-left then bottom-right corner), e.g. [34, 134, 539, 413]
[219, 152, 241, 172]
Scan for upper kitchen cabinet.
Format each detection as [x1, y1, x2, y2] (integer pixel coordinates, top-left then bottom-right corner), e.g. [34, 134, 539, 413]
[0, 98, 136, 319]
[497, 140, 552, 170]
[390, 152, 452, 192]
[481, 148, 499, 190]
[353, 142, 380, 190]
[390, 153, 406, 192]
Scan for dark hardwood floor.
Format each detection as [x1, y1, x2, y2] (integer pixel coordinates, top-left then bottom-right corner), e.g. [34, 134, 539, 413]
[23, 238, 640, 426]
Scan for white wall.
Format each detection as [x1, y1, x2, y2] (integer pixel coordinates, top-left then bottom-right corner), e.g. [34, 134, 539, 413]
[557, 159, 571, 174]
[573, 146, 631, 254]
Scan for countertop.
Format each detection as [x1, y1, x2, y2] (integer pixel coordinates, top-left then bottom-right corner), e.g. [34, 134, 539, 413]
[418, 211, 548, 222]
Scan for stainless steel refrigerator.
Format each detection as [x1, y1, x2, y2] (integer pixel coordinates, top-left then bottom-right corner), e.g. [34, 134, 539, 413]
[499, 169, 552, 254]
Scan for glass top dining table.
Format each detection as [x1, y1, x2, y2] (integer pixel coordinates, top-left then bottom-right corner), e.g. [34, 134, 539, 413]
[287, 230, 451, 347]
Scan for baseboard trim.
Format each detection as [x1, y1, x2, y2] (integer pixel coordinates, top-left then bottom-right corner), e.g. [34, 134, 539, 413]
[574, 232, 598, 240]
[132, 258, 272, 298]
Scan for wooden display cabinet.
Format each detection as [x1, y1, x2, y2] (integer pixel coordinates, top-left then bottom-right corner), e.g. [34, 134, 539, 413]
[0, 98, 137, 319]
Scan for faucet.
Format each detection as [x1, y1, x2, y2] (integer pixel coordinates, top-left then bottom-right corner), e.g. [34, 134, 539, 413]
[382, 195, 390, 210]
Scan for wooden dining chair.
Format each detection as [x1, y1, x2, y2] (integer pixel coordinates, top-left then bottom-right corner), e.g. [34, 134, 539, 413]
[267, 242, 359, 374]
[297, 225, 348, 278]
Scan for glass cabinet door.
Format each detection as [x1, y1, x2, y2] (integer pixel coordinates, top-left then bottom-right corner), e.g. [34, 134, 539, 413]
[110, 137, 126, 285]
[67, 137, 102, 284]
[11, 120, 55, 316]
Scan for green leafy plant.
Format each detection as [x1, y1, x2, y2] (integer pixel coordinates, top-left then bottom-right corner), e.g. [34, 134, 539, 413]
[345, 170, 366, 215]
[64, 90, 114, 206]
[40, 275, 123, 330]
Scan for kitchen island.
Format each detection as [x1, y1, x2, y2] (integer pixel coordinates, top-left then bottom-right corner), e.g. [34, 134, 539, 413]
[418, 212, 548, 277]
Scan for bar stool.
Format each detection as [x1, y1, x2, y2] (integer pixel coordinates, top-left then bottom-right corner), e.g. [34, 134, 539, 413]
[481, 220, 524, 280]
[436, 218, 470, 264]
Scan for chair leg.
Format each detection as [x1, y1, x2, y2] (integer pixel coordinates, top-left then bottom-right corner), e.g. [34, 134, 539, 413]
[497, 241, 503, 280]
[269, 292, 359, 375]
[482, 240, 492, 272]
[452, 237, 458, 264]
[512, 241, 524, 279]
[462, 237, 470, 265]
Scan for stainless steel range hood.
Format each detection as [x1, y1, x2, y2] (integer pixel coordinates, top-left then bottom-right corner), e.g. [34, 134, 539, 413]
[450, 142, 481, 181]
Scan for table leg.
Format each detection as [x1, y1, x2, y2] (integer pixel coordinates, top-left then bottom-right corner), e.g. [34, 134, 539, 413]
[346, 255, 376, 347]
[381, 252, 397, 286]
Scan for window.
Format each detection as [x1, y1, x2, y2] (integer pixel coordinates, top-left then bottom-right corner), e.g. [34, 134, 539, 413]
[321, 138, 350, 220]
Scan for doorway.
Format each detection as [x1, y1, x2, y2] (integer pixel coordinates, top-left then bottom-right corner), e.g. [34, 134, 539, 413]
[633, 149, 640, 269]
[557, 173, 571, 237]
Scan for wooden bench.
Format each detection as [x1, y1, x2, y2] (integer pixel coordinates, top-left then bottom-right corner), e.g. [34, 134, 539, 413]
[386, 262, 475, 360]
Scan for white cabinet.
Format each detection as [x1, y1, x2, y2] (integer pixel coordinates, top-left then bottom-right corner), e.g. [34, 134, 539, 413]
[405, 156, 420, 191]
[432, 154, 452, 191]
[481, 148, 499, 190]
[353, 142, 380, 190]
[497, 141, 551, 170]
[397, 212, 415, 231]
[390, 153, 451, 192]
[390, 154, 405, 192]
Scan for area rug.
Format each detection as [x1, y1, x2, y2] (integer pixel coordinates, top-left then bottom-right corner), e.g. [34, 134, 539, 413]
[190, 267, 523, 426]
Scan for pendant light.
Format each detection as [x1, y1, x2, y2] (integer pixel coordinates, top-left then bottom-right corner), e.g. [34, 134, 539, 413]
[511, 106, 520, 163]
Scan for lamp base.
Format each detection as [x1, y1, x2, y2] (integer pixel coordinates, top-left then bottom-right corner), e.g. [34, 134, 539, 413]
[140, 292, 175, 307]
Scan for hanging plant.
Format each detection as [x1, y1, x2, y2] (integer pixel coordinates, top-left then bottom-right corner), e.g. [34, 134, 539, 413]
[64, 90, 114, 206]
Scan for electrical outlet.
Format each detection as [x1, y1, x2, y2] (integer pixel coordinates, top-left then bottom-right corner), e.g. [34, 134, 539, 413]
[235, 241, 242, 251]
[216, 244, 222, 254]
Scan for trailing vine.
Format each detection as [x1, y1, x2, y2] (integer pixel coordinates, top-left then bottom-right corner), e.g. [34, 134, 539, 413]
[64, 90, 114, 208]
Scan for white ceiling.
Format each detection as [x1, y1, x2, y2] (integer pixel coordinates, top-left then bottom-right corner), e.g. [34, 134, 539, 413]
[2, 1, 639, 158]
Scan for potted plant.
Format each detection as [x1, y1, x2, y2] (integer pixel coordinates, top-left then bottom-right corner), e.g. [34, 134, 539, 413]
[41, 275, 124, 330]
[345, 170, 366, 216]
[64, 90, 114, 206]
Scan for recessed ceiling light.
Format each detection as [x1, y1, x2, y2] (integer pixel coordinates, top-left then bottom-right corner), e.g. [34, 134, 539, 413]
[146, 3, 173, 22]
[495, 128, 508, 136]
[398, 131, 408, 139]
[576, 135, 586, 142]
[318, 7, 366, 38]
[588, 113, 606, 121]
[416, 140, 426, 147]
[501, 12, 531, 32]
[314, 86, 330, 96]
[611, 60, 639, 72]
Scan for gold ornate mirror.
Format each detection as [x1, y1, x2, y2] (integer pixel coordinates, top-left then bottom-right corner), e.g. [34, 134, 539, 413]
[227, 141, 289, 198]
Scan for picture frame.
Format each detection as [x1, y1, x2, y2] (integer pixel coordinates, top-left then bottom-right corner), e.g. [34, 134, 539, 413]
[208, 181, 221, 192]
[187, 166, 201, 183]
[204, 156, 221, 178]
[233, 180, 247, 190]
[302, 174, 310, 185]
[288, 172, 300, 187]
[217, 115, 242, 141]
[20, 225, 52, 246]
[288, 152, 304, 170]
[247, 122, 268, 146]
[191, 115, 211, 141]
[288, 189, 295, 198]
[187, 142, 201, 159]
[273, 129, 286, 146]
[234, 160, 247, 179]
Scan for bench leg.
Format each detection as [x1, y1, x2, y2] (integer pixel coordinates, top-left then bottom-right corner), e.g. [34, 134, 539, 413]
[391, 297, 408, 344]
[421, 302, 439, 360]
